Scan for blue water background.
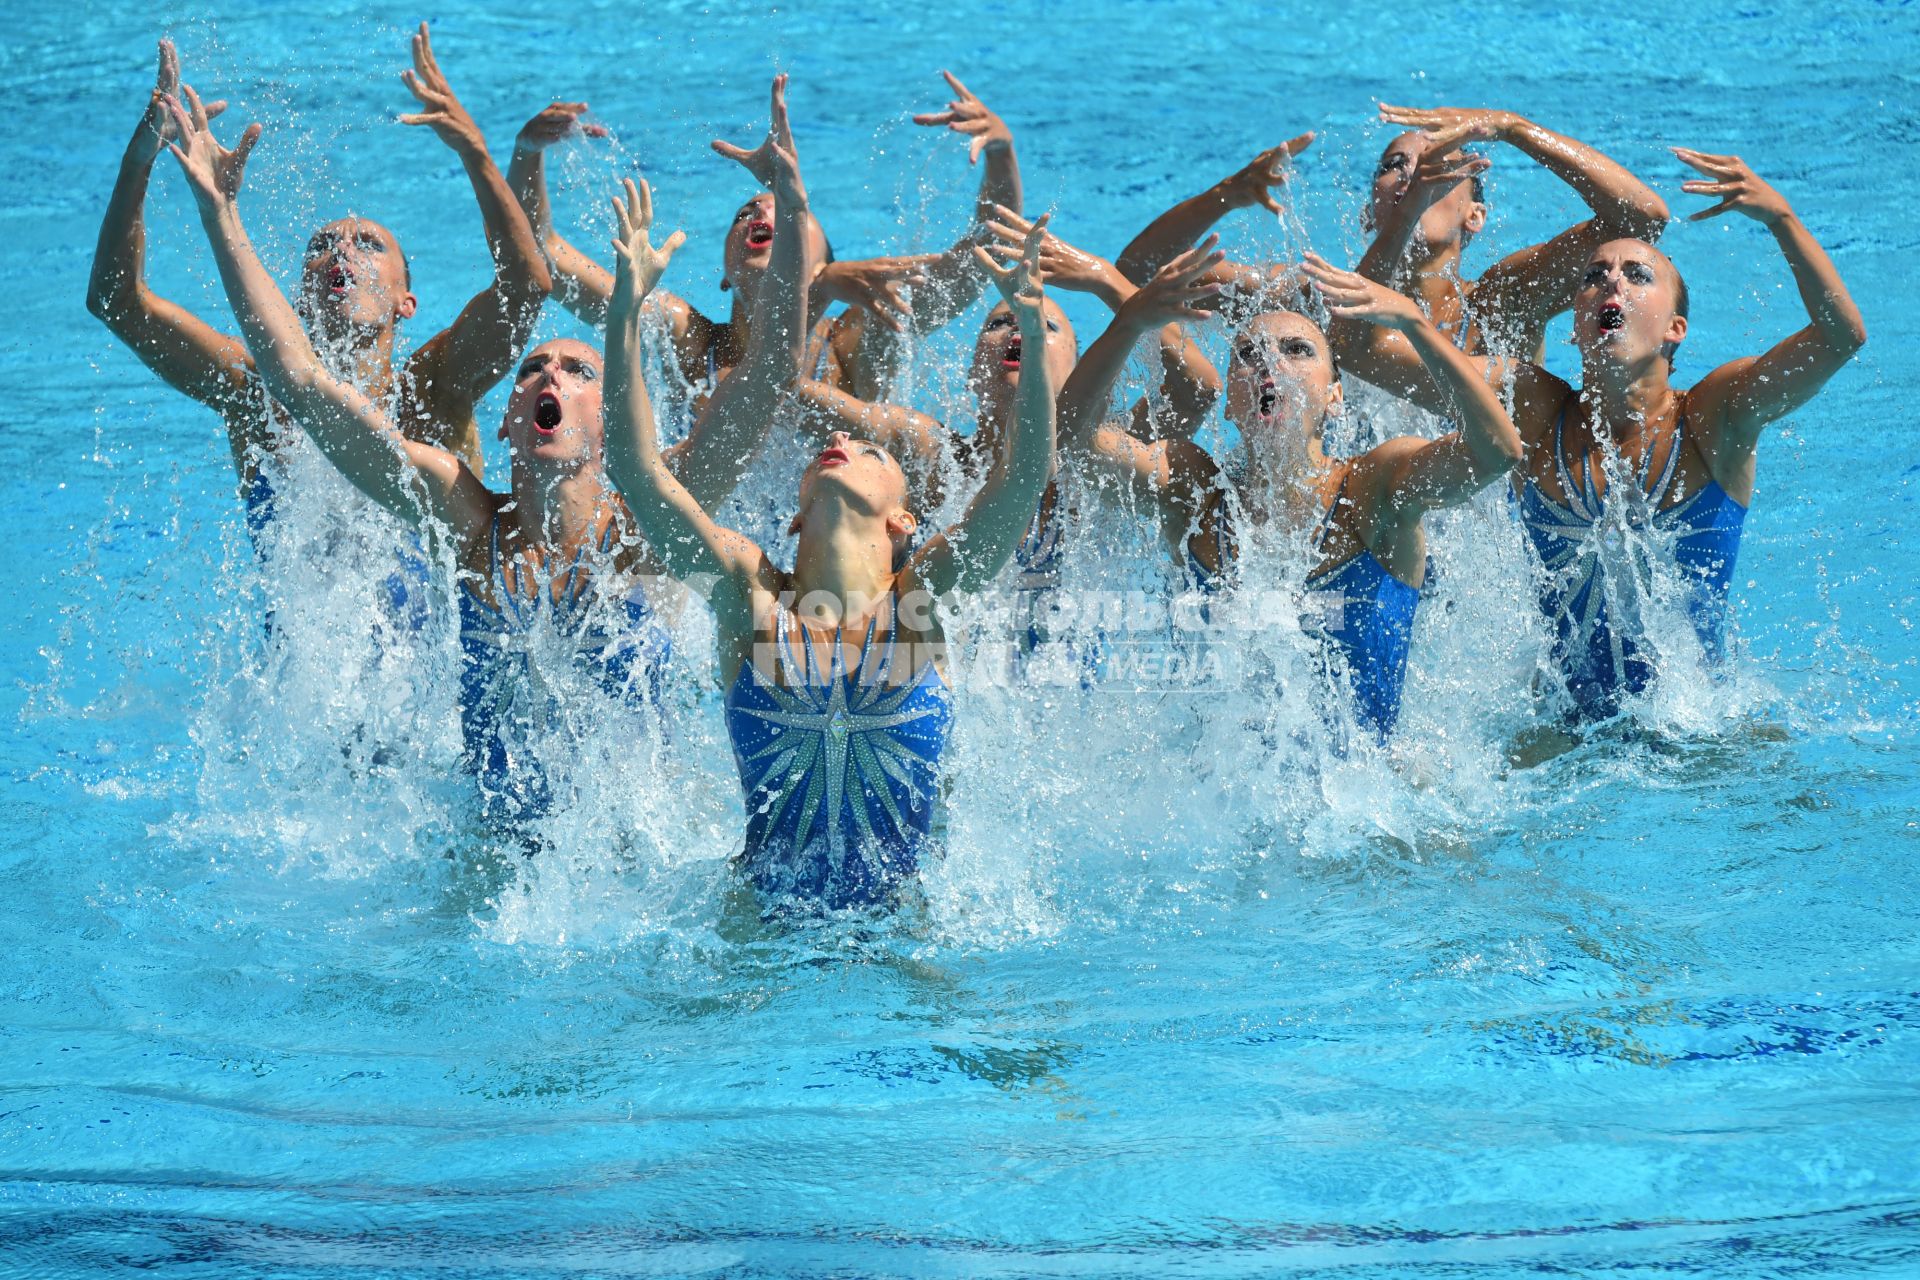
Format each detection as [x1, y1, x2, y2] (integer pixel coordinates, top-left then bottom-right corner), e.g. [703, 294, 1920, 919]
[3, 0, 1919, 1275]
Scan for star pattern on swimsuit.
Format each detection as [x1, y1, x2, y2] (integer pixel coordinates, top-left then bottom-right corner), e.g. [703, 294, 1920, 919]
[735, 662, 945, 877]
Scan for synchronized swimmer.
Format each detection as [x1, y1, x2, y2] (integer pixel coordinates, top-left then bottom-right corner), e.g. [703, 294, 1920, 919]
[92, 28, 1866, 905]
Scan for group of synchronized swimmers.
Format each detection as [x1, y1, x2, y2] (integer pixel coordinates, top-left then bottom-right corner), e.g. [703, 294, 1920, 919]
[89, 29, 1866, 907]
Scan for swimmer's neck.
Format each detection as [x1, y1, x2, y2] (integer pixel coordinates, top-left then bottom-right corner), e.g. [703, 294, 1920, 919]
[1580, 358, 1678, 430]
[789, 501, 898, 626]
[1238, 421, 1336, 526]
[508, 462, 618, 549]
[304, 316, 402, 401]
[1406, 244, 1467, 295]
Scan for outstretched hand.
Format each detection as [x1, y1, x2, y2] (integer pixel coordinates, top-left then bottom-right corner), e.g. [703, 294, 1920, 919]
[911, 70, 1013, 165]
[610, 177, 686, 307]
[1220, 134, 1314, 214]
[516, 101, 609, 153]
[1302, 252, 1425, 331]
[974, 212, 1049, 321]
[983, 204, 1123, 299]
[398, 22, 485, 156]
[134, 39, 227, 164]
[712, 74, 802, 197]
[1673, 147, 1793, 226]
[161, 87, 260, 211]
[815, 256, 930, 332]
[1378, 104, 1518, 155]
[1120, 238, 1225, 328]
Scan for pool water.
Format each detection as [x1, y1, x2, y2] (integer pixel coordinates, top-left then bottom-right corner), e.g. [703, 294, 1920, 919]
[5, 1, 1919, 1275]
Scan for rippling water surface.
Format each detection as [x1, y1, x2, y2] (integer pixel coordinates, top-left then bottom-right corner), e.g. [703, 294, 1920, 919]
[5, 1, 1918, 1275]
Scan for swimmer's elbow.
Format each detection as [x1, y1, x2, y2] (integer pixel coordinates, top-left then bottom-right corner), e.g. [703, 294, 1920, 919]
[85, 273, 137, 329]
[1838, 314, 1868, 356]
[1619, 197, 1671, 244]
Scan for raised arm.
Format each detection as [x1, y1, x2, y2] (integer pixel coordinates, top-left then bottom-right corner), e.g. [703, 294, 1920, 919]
[603, 174, 775, 650]
[85, 41, 255, 417]
[397, 24, 552, 406]
[895, 70, 1023, 333]
[1676, 150, 1867, 460]
[990, 207, 1221, 438]
[1114, 134, 1312, 285]
[1056, 240, 1222, 459]
[506, 100, 619, 328]
[1382, 105, 1671, 336]
[163, 94, 487, 539]
[662, 75, 816, 510]
[910, 222, 1056, 596]
[1305, 255, 1524, 514]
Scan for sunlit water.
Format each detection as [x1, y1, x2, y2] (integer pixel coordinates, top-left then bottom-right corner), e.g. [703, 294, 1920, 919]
[6, 1, 1919, 1275]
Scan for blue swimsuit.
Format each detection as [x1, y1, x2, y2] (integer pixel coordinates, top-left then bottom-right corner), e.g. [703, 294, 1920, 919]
[457, 514, 671, 820]
[1301, 478, 1422, 741]
[1514, 400, 1747, 718]
[242, 466, 429, 636]
[723, 591, 953, 909]
[1188, 483, 1421, 740]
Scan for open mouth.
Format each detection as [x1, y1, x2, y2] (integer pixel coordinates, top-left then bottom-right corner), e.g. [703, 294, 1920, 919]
[534, 391, 563, 435]
[815, 446, 850, 468]
[1597, 302, 1625, 332]
[1257, 384, 1278, 417]
[744, 220, 774, 249]
[1001, 337, 1022, 370]
[327, 266, 352, 297]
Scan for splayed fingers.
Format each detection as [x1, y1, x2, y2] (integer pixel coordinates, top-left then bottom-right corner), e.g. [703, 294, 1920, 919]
[609, 177, 685, 298]
[1301, 252, 1420, 327]
[1231, 133, 1314, 214]
[1130, 238, 1227, 324]
[161, 89, 261, 207]
[911, 69, 1011, 164]
[1673, 146, 1790, 224]
[519, 101, 609, 150]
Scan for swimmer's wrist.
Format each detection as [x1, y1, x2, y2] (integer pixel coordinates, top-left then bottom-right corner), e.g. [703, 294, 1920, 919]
[1212, 178, 1253, 212]
[1091, 269, 1134, 311]
[1491, 111, 1528, 144]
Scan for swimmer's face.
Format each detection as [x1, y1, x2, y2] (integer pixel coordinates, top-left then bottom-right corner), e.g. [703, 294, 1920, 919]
[502, 339, 604, 468]
[1224, 311, 1342, 436]
[300, 217, 416, 332]
[1572, 238, 1687, 370]
[969, 298, 1076, 399]
[796, 431, 918, 557]
[1369, 133, 1486, 252]
[721, 193, 829, 290]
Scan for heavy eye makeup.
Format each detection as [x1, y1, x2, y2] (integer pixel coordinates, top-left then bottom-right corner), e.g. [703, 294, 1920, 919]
[516, 355, 599, 383]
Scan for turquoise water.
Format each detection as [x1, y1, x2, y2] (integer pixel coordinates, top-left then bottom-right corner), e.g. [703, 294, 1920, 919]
[7, 1, 1920, 1275]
